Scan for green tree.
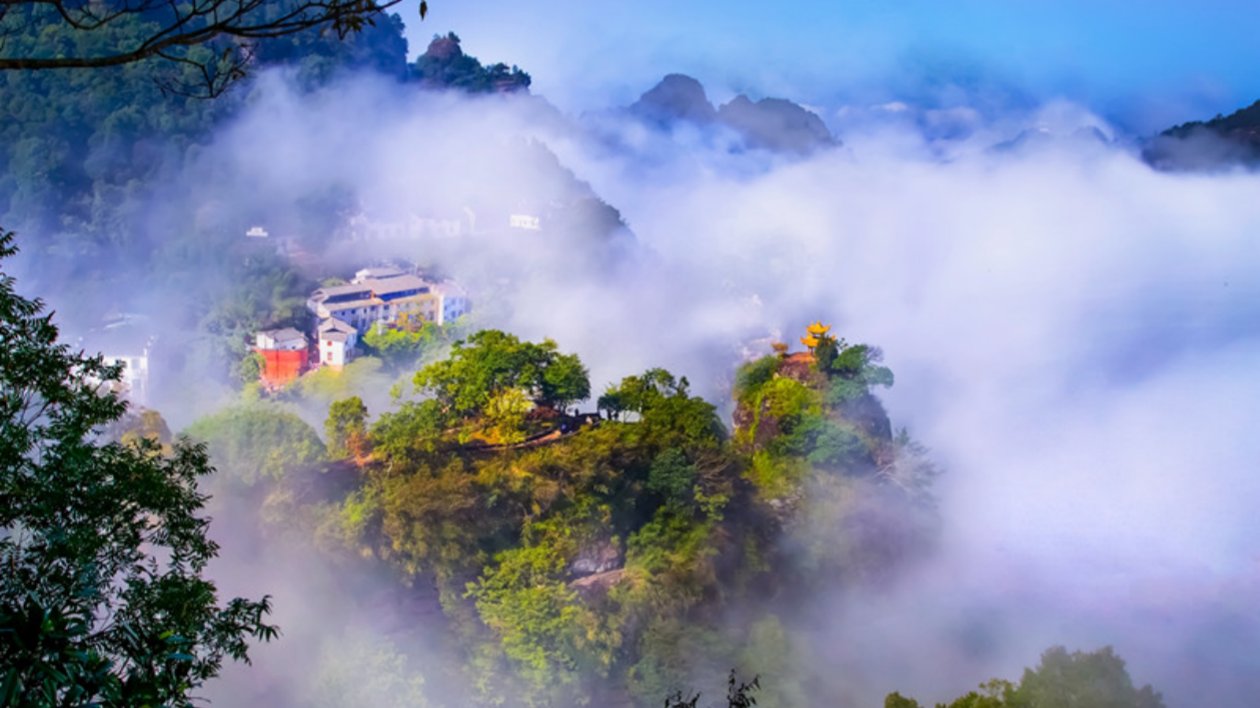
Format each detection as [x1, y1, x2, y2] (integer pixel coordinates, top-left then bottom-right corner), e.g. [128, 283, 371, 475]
[0, 230, 276, 704]
[648, 448, 698, 508]
[733, 355, 779, 407]
[540, 352, 591, 411]
[597, 367, 682, 420]
[483, 387, 533, 445]
[370, 397, 450, 462]
[1009, 646, 1164, 708]
[411, 32, 530, 93]
[238, 351, 264, 385]
[362, 323, 441, 371]
[106, 408, 174, 450]
[413, 330, 589, 415]
[326, 396, 369, 460]
[831, 343, 894, 388]
[885, 692, 924, 708]
[885, 646, 1165, 708]
[185, 403, 325, 487]
[599, 368, 725, 452]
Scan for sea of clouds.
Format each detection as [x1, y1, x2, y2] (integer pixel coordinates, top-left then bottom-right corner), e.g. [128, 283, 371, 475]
[100, 67, 1260, 706]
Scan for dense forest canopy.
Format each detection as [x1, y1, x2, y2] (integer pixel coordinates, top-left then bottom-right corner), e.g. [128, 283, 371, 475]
[173, 324, 943, 705]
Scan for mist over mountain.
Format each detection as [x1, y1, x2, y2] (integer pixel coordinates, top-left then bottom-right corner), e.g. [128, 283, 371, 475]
[1143, 99, 1260, 171]
[989, 125, 1113, 155]
[627, 73, 839, 156]
[630, 73, 719, 125]
[3, 5, 1260, 708]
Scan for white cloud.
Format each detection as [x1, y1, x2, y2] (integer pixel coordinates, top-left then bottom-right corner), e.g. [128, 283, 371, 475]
[174, 74, 1260, 705]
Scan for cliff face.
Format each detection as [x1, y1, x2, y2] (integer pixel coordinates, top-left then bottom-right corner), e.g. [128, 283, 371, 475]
[731, 346, 895, 506]
[1144, 99, 1260, 171]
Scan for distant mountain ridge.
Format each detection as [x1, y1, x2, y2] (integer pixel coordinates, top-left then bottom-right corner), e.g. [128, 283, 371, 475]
[628, 73, 839, 155]
[1143, 99, 1260, 171]
[629, 73, 717, 125]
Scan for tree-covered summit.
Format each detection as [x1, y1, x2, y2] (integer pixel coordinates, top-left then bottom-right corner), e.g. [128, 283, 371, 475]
[1144, 98, 1260, 171]
[181, 324, 939, 705]
[412, 32, 531, 93]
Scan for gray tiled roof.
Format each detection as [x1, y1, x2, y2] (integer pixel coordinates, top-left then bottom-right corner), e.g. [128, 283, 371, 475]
[261, 327, 306, 343]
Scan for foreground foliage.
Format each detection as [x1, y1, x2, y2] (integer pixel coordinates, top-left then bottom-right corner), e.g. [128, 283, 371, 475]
[0, 231, 276, 705]
[886, 646, 1166, 708]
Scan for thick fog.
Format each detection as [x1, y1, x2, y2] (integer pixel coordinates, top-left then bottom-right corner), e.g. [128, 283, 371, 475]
[175, 71, 1260, 705]
[22, 59, 1253, 705]
[561, 97, 1260, 705]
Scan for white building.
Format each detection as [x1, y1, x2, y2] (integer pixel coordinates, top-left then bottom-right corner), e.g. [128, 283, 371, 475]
[100, 352, 150, 407]
[509, 213, 542, 231]
[352, 266, 408, 283]
[307, 272, 471, 365]
[255, 327, 307, 351]
[317, 318, 357, 368]
[308, 272, 476, 334]
[307, 274, 441, 334]
[432, 282, 470, 325]
[343, 210, 475, 242]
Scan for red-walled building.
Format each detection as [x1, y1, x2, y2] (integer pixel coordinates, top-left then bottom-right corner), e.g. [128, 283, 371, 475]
[255, 328, 310, 388]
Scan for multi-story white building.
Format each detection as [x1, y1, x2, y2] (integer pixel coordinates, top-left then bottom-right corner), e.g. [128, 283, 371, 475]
[307, 274, 441, 334]
[307, 272, 470, 368]
[432, 282, 470, 325]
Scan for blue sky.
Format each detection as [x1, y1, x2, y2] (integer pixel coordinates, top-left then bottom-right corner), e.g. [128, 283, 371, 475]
[397, 0, 1260, 133]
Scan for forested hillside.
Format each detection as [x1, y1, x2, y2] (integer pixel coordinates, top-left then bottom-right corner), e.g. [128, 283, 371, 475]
[184, 325, 938, 705]
[1143, 99, 1260, 171]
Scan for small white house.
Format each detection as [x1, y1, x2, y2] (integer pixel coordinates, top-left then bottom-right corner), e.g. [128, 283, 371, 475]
[317, 318, 357, 368]
[255, 327, 307, 351]
[509, 214, 542, 231]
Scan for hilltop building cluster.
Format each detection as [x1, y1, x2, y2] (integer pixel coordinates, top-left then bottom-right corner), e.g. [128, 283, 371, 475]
[253, 266, 470, 388]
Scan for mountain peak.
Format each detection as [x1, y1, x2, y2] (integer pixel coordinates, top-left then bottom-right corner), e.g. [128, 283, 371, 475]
[716, 94, 838, 155]
[625, 75, 839, 155]
[629, 73, 717, 125]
